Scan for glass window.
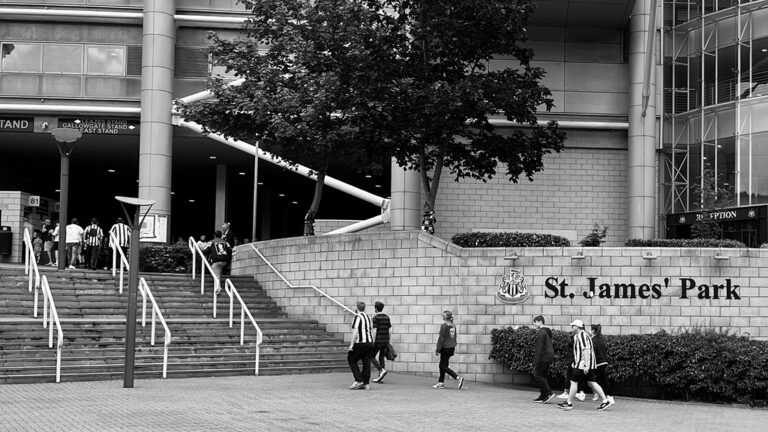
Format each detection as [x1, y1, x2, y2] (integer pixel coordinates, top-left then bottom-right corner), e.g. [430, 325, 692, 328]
[43, 44, 83, 74]
[753, 131, 768, 204]
[1, 43, 42, 72]
[86, 46, 125, 75]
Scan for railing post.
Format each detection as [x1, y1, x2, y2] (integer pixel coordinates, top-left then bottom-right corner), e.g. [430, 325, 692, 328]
[56, 346, 61, 383]
[162, 345, 168, 379]
[142, 291, 147, 327]
[112, 243, 117, 277]
[43, 290, 48, 328]
[33, 287, 39, 318]
[212, 289, 217, 318]
[229, 287, 234, 328]
[200, 263, 205, 294]
[255, 344, 260, 376]
[48, 310, 53, 348]
[240, 307, 245, 345]
[151, 308, 156, 346]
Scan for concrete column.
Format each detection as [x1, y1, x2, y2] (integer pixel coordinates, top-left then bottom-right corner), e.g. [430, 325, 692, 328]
[389, 159, 421, 231]
[627, 0, 658, 240]
[215, 164, 227, 227]
[138, 0, 175, 241]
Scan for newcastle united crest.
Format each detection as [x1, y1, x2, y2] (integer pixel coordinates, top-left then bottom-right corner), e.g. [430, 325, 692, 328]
[496, 269, 530, 304]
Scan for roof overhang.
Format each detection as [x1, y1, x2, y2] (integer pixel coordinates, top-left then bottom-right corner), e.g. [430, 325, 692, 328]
[530, 0, 636, 29]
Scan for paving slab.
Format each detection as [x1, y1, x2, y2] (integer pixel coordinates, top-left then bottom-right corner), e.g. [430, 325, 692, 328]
[1, 373, 766, 431]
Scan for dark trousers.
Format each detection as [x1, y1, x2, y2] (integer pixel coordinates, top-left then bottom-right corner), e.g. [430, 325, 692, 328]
[533, 360, 553, 397]
[370, 342, 387, 371]
[595, 364, 613, 396]
[348, 342, 372, 384]
[85, 245, 100, 269]
[438, 347, 458, 382]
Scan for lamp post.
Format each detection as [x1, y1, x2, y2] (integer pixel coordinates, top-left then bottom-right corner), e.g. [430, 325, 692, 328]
[115, 195, 155, 389]
[51, 128, 82, 270]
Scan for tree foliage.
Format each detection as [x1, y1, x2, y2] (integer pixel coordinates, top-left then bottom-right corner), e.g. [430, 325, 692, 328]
[383, 0, 567, 216]
[177, 0, 409, 233]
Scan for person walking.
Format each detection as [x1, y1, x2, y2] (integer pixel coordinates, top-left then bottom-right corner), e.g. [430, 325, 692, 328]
[42, 218, 55, 266]
[83, 218, 103, 270]
[433, 310, 464, 390]
[557, 320, 611, 411]
[348, 301, 373, 390]
[208, 230, 231, 295]
[109, 217, 131, 262]
[532, 315, 556, 403]
[370, 301, 392, 383]
[51, 222, 60, 267]
[590, 324, 615, 407]
[65, 218, 84, 269]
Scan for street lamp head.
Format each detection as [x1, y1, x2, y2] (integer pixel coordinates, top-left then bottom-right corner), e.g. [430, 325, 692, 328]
[115, 196, 157, 207]
[51, 128, 82, 143]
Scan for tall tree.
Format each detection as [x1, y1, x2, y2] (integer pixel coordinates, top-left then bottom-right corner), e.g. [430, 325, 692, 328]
[385, 0, 567, 230]
[177, 0, 408, 234]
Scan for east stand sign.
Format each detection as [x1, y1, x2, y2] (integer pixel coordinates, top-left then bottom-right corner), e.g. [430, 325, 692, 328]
[544, 277, 741, 300]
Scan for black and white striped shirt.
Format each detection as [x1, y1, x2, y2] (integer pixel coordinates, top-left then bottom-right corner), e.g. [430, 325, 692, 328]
[109, 223, 131, 247]
[84, 224, 103, 247]
[351, 312, 373, 344]
[572, 331, 596, 370]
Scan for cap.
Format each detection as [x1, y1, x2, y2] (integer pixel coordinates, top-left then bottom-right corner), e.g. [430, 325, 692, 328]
[570, 319, 585, 328]
[442, 310, 453, 320]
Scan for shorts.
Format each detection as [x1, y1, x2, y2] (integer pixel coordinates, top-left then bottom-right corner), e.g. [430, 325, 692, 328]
[52, 242, 59, 251]
[570, 368, 597, 383]
[44, 241, 53, 252]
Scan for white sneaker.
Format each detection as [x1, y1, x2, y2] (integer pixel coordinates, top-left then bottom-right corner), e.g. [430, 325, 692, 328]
[575, 392, 586, 401]
[432, 382, 445, 389]
[593, 394, 599, 401]
[556, 391, 569, 399]
[608, 396, 615, 405]
[349, 381, 363, 389]
[68, 265, 75, 270]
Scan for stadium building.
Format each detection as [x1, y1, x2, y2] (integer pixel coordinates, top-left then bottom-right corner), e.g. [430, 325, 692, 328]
[1, 0, 767, 264]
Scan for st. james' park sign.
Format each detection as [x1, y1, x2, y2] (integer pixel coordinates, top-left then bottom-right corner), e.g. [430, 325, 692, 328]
[496, 271, 741, 304]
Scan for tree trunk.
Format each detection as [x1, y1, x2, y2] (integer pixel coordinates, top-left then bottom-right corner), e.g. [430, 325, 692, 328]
[418, 152, 443, 234]
[304, 169, 327, 236]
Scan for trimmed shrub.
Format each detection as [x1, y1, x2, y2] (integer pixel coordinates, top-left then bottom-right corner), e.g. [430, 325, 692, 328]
[579, 223, 608, 247]
[139, 244, 193, 273]
[452, 232, 570, 248]
[490, 326, 768, 406]
[624, 238, 746, 248]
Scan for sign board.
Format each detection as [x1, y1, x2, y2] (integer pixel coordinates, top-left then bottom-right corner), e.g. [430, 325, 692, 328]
[27, 196, 41, 207]
[0, 117, 33, 132]
[668, 205, 765, 226]
[140, 214, 168, 243]
[58, 118, 139, 135]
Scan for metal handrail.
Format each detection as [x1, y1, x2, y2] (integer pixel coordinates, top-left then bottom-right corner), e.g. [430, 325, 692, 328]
[138, 277, 172, 379]
[40, 276, 64, 383]
[22, 229, 42, 317]
[249, 244, 356, 315]
[110, 231, 130, 294]
[188, 236, 222, 318]
[225, 279, 263, 375]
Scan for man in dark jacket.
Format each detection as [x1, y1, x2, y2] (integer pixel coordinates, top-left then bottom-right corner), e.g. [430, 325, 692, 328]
[532, 315, 555, 403]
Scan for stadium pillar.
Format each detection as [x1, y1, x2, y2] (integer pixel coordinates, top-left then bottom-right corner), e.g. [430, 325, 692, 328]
[138, 0, 176, 242]
[627, 0, 658, 240]
[390, 159, 421, 231]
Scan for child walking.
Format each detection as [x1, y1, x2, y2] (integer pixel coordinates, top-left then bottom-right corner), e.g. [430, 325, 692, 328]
[433, 310, 464, 390]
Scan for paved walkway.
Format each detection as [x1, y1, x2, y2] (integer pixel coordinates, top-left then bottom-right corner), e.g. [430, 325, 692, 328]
[1, 373, 766, 431]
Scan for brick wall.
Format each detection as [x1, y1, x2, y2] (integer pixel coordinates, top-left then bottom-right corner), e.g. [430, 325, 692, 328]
[233, 231, 768, 385]
[434, 146, 628, 247]
[0, 191, 27, 263]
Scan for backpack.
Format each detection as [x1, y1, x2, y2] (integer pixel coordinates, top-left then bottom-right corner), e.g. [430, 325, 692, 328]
[210, 241, 230, 262]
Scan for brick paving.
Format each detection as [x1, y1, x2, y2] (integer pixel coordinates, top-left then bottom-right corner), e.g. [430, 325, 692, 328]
[1, 373, 766, 431]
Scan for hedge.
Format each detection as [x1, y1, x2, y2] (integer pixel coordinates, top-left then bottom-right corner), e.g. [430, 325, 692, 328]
[139, 244, 193, 273]
[490, 326, 768, 406]
[452, 232, 570, 248]
[624, 238, 747, 248]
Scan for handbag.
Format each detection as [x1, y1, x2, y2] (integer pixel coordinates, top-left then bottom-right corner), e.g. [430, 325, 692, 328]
[385, 342, 398, 361]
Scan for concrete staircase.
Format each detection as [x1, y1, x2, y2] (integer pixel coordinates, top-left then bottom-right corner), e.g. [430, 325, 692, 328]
[0, 268, 349, 384]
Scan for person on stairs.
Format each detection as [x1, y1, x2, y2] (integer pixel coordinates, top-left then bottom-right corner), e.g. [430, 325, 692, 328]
[209, 230, 231, 295]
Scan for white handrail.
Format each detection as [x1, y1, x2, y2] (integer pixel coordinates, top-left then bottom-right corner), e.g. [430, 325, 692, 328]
[248, 244, 356, 315]
[40, 276, 64, 383]
[110, 232, 130, 294]
[138, 277, 172, 379]
[188, 237, 222, 318]
[225, 279, 264, 375]
[22, 229, 41, 317]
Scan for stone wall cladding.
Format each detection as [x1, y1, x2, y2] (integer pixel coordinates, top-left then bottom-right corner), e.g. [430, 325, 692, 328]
[232, 231, 768, 385]
[433, 147, 628, 247]
[314, 220, 389, 236]
[0, 191, 27, 263]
